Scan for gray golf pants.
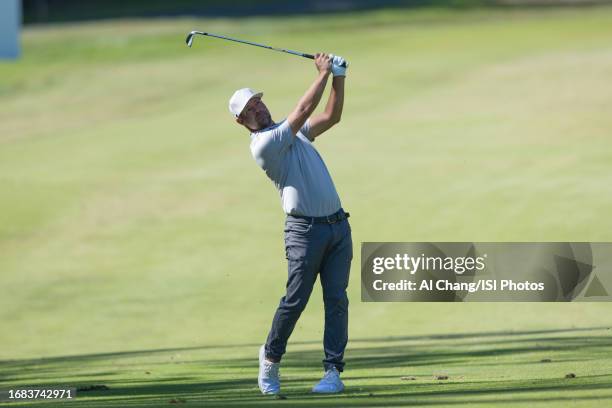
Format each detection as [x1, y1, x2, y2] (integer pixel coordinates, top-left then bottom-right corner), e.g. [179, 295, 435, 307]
[265, 210, 353, 372]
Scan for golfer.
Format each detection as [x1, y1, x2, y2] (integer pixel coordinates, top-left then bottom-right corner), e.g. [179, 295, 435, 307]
[229, 53, 352, 394]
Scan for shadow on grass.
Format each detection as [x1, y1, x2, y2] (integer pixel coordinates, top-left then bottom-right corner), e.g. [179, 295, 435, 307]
[1, 326, 611, 407]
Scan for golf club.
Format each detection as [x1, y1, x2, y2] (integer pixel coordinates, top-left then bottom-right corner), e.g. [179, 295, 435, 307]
[185, 30, 348, 68]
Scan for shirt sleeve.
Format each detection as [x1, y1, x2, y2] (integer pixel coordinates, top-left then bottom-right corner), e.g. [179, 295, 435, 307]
[300, 118, 314, 142]
[250, 120, 294, 165]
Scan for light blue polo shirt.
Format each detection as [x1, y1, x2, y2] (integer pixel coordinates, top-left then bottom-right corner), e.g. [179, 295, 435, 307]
[250, 119, 342, 217]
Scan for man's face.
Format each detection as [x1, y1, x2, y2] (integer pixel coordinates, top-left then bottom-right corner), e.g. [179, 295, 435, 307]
[237, 97, 272, 131]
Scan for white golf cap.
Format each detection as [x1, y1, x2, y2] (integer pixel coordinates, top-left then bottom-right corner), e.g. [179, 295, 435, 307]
[229, 88, 263, 118]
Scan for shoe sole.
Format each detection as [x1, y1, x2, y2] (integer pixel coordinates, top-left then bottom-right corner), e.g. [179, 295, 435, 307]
[312, 388, 344, 394]
[312, 383, 344, 394]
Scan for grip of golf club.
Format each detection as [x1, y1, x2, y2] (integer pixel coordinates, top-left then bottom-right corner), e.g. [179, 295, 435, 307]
[304, 53, 348, 68]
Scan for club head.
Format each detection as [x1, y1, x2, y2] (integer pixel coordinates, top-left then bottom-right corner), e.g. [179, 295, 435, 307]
[185, 32, 196, 48]
[186, 31, 208, 48]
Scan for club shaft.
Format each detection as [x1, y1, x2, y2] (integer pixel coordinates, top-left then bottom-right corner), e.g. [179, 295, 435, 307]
[190, 31, 314, 60]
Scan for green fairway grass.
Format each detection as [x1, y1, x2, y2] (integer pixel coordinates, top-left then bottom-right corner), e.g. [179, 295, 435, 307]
[1, 5, 612, 407]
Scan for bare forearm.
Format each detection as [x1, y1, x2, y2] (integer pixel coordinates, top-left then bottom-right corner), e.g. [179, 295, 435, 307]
[288, 71, 330, 134]
[298, 72, 329, 117]
[324, 76, 344, 122]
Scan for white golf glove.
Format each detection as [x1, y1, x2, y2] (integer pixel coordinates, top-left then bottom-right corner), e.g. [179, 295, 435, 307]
[330, 54, 348, 77]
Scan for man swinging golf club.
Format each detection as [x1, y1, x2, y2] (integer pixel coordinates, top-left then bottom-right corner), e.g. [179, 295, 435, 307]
[229, 53, 352, 394]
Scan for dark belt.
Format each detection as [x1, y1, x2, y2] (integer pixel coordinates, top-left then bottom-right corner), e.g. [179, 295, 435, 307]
[288, 209, 350, 224]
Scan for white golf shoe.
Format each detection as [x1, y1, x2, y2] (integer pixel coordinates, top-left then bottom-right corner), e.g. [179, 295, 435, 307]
[312, 366, 344, 393]
[258, 345, 280, 395]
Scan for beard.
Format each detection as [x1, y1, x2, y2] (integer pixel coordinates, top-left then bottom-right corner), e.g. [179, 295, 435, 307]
[256, 111, 272, 127]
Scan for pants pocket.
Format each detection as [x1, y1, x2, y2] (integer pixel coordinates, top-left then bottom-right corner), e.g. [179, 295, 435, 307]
[285, 243, 308, 261]
[284, 222, 312, 261]
[285, 220, 313, 235]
